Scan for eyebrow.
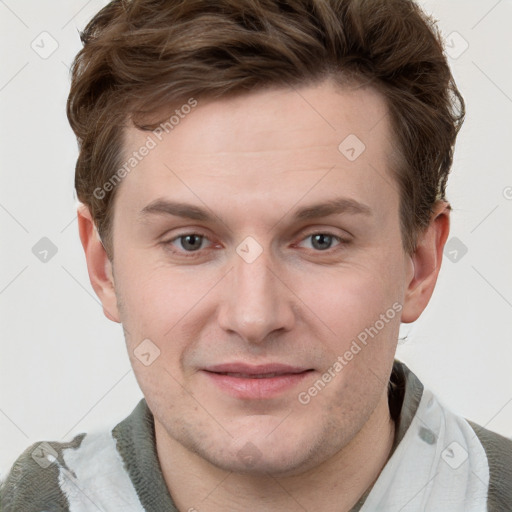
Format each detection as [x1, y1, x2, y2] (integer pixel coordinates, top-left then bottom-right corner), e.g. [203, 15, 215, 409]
[139, 197, 372, 223]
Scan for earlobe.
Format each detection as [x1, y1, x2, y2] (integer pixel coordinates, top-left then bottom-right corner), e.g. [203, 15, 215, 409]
[401, 201, 451, 323]
[77, 203, 121, 323]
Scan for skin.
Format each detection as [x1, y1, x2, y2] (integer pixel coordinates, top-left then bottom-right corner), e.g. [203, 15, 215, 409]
[78, 78, 450, 511]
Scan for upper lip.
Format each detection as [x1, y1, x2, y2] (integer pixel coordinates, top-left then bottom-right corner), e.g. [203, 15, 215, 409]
[203, 363, 312, 375]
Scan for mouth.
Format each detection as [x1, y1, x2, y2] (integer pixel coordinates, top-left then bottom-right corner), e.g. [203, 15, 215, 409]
[201, 363, 314, 400]
[212, 371, 302, 379]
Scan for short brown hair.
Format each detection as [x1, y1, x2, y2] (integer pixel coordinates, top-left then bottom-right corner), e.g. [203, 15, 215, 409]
[67, 0, 465, 259]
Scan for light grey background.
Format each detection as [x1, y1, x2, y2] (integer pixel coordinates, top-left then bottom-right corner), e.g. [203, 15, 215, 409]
[1, 0, 511, 476]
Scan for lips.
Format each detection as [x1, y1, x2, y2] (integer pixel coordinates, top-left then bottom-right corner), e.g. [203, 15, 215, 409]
[215, 372, 292, 379]
[201, 363, 314, 400]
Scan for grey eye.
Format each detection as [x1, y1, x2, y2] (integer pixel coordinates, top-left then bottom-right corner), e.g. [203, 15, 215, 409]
[179, 234, 204, 251]
[309, 234, 336, 251]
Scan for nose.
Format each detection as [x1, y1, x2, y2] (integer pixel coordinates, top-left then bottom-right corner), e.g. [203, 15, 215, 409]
[217, 240, 295, 344]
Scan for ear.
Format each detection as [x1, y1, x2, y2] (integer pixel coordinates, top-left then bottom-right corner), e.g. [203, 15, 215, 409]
[401, 201, 451, 323]
[77, 203, 121, 323]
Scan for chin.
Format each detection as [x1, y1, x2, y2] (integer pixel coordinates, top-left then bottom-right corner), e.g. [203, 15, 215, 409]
[205, 442, 318, 477]
[190, 419, 337, 477]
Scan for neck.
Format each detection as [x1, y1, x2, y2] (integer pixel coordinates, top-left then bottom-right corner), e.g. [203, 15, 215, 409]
[155, 389, 395, 512]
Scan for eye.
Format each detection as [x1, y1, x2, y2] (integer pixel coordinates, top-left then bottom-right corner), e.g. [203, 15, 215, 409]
[297, 232, 346, 251]
[165, 233, 212, 255]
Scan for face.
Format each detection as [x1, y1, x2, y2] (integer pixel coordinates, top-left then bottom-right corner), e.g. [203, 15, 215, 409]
[108, 79, 413, 476]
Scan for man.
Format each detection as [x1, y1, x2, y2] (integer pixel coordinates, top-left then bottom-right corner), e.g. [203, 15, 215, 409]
[1, 0, 511, 510]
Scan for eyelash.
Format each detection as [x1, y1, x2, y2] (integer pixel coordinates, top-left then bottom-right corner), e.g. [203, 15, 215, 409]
[162, 230, 349, 259]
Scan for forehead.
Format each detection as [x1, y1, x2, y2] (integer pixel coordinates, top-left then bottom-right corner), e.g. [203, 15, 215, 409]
[116, 79, 399, 226]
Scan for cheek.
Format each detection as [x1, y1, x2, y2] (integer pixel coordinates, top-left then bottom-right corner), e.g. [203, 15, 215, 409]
[297, 263, 401, 336]
[114, 254, 191, 324]
[114, 259, 222, 373]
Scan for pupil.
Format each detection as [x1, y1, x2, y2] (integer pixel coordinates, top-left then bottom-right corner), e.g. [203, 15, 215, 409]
[312, 234, 331, 250]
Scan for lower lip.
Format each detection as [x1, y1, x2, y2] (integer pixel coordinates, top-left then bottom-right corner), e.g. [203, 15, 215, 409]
[202, 370, 313, 400]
